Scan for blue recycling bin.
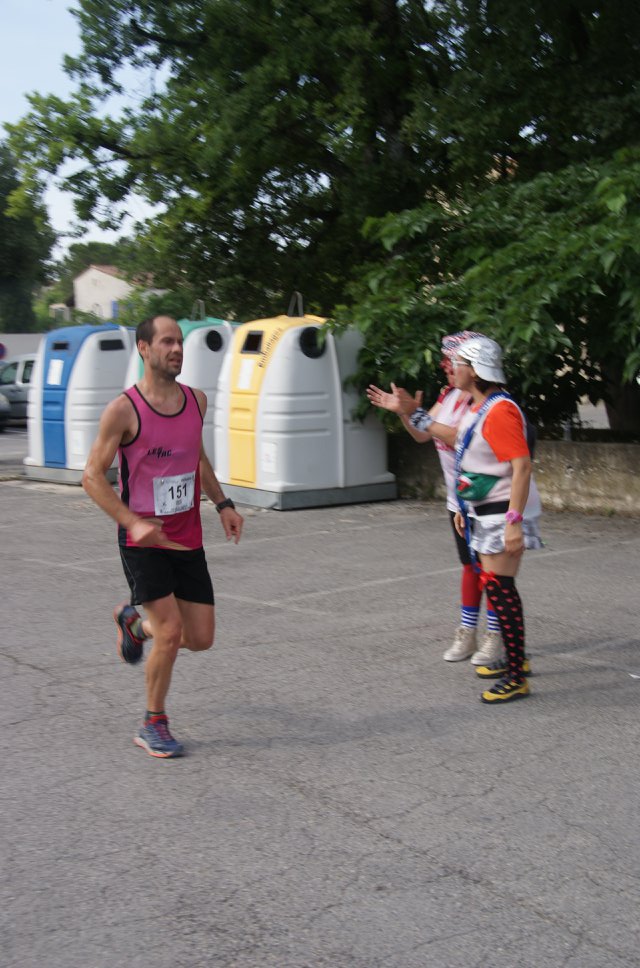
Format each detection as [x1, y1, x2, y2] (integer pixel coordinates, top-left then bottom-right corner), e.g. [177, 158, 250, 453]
[25, 323, 135, 483]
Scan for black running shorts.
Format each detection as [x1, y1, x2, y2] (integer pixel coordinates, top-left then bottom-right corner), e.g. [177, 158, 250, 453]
[119, 546, 215, 606]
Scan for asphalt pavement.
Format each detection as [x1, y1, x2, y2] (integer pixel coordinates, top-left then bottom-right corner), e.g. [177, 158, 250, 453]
[2, 429, 640, 968]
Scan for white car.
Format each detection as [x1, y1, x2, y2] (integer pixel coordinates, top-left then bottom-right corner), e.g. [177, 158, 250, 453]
[0, 391, 9, 431]
[0, 354, 36, 421]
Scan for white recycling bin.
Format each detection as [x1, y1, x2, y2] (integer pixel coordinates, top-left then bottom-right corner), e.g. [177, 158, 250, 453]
[214, 313, 396, 509]
[25, 323, 135, 483]
[124, 317, 235, 466]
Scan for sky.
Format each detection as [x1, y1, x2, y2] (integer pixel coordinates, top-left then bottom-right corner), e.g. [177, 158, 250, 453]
[1, 0, 154, 257]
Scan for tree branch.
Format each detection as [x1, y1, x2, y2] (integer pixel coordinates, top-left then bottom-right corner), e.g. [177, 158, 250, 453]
[130, 17, 207, 51]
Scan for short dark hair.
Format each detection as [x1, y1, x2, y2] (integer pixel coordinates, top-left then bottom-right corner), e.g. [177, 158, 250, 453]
[136, 316, 157, 346]
[474, 375, 506, 393]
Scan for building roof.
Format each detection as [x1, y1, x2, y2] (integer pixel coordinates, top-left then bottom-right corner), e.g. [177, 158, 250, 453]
[87, 264, 123, 278]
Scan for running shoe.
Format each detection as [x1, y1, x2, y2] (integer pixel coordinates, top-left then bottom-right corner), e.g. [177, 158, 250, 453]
[114, 603, 146, 665]
[443, 626, 476, 661]
[134, 716, 184, 758]
[481, 677, 530, 704]
[470, 631, 504, 666]
[476, 657, 532, 679]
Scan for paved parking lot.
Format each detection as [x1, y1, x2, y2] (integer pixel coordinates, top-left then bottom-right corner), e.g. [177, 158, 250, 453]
[2, 430, 640, 967]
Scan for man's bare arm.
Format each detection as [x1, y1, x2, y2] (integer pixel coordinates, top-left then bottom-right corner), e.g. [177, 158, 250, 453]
[82, 395, 168, 546]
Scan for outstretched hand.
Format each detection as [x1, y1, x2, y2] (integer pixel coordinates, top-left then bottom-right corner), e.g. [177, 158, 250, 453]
[366, 383, 423, 416]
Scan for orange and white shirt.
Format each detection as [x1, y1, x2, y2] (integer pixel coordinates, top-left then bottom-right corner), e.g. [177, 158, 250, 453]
[457, 397, 541, 517]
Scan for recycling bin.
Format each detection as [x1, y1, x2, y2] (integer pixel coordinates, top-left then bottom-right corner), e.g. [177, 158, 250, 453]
[25, 323, 135, 483]
[124, 317, 235, 465]
[213, 313, 396, 508]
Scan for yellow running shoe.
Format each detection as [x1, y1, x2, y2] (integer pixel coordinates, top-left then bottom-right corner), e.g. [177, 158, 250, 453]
[481, 677, 530, 704]
[476, 658, 531, 679]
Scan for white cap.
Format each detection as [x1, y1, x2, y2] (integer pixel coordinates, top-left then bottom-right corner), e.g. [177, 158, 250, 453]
[440, 330, 484, 360]
[457, 336, 506, 384]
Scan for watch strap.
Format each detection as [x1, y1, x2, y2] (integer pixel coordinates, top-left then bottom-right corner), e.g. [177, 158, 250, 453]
[216, 497, 236, 513]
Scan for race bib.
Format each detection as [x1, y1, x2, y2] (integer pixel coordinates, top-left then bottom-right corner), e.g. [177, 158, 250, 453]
[153, 472, 195, 516]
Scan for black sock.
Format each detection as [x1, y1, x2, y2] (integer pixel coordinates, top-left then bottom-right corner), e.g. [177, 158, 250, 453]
[145, 710, 166, 722]
[482, 574, 526, 681]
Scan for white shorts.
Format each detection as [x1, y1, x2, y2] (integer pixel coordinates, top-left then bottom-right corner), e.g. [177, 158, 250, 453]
[469, 513, 544, 556]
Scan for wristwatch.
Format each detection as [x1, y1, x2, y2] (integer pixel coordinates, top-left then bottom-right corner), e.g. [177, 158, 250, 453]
[216, 497, 236, 513]
[505, 509, 523, 524]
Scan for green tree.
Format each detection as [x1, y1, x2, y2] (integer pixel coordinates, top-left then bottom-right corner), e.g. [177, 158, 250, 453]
[0, 143, 54, 332]
[8, 0, 640, 426]
[114, 287, 200, 327]
[427, 0, 640, 183]
[8, 0, 452, 318]
[337, 0, 640, 430]
[339, 148, 640, 431]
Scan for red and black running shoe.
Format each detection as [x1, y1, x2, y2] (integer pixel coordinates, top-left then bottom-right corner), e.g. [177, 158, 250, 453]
[113, 604, 146, 664]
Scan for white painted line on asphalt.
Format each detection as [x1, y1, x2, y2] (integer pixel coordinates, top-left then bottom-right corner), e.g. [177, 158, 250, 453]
[20, 555, 121, 569]
[273, 565, 461, 604]
[246, 534, 640, 607]
[214, 593, 329, 616]
[528, 538, 640, 562]
[207, 518, 429, 547]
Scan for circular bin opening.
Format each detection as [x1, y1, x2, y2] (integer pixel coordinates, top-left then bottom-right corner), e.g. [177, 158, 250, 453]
[299, 327, 326, 359]
[206, 330, 224, 352]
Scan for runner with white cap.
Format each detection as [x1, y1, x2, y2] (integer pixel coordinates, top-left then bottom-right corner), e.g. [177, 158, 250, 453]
[367, 331, 506, 667]
[406, 334, 542, 703]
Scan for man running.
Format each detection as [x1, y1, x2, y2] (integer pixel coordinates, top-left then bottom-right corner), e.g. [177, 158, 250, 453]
[83, 314, 244, 757]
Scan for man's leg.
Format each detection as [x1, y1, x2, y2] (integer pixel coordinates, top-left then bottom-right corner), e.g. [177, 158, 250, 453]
[177, 599, 215, 652]
[143, 593, 186, 711]
[132, 599, 214, 758]
[131, 549, 215, 757]
[129, 594, 186, 757]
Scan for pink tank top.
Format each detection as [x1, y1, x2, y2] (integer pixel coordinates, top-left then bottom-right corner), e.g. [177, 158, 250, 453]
[118, 384, 204, 549]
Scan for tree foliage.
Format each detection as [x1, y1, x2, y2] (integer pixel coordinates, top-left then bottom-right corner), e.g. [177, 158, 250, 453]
[335, 0, 640, 429]
[337, 148, 640, 430]
[0, 143, 54, 332]
[9, 0, 452, 318]
[7, 0, 640, 423]
[113, 287, 199, 328]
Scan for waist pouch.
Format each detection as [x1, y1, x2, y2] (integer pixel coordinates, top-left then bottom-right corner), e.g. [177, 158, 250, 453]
[456, 471, 501, 502]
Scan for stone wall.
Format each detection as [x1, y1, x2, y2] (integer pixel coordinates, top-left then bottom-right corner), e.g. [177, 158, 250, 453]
[388, 435, 640, 517]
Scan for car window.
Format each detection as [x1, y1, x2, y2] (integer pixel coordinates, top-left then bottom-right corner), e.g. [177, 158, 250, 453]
[22, 360, 34, 383]
[0, 363, 17, 385]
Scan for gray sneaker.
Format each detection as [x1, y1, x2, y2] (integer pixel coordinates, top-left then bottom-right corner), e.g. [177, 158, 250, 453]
[134, 716, 185, 758]
[471, 631, 505, 666]
[443, 626, 477, 662]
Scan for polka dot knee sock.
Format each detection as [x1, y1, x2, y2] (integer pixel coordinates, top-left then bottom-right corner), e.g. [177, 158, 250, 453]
[482, 574, 526, 681]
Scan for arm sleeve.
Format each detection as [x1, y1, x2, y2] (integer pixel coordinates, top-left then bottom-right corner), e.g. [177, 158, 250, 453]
[482, 400, 530, 462]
